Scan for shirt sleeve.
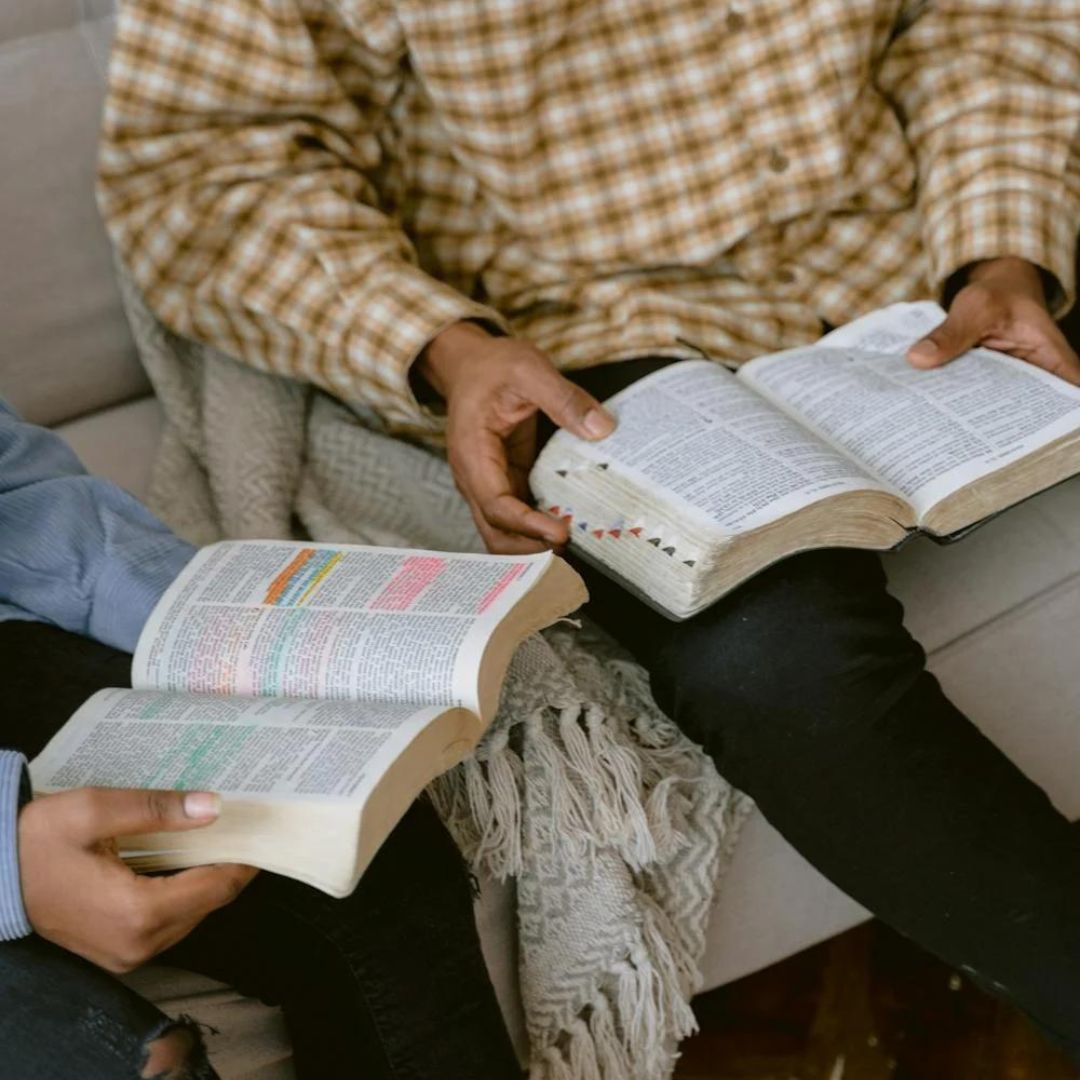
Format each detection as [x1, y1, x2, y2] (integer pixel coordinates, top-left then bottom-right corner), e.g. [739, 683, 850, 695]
[0, 403, 195, 654]
[97, 0, 507, 438]
[879, 0, 1080, 314]
[0, 751, 31, 942]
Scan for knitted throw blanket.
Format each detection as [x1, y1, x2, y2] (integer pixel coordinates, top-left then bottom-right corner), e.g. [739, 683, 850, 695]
[116, 269, 751, 1079]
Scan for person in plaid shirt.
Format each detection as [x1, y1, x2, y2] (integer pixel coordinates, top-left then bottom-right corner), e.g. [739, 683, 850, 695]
[92, 0, 1080, 1069]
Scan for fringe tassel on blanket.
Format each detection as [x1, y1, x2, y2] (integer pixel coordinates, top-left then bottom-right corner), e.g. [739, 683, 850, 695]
[434, 687, 717, 1079]
[433, 697, 692, 886]
[534, 940, 694, 1080]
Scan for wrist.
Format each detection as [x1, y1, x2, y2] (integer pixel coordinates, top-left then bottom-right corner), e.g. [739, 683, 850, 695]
[964, 257, 1048, 304]
[416, 320, 494, 400]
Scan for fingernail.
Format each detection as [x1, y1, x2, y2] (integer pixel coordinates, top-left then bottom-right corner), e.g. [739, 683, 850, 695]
[909, 341, 938, 362]
[542, 522, 566, 543]
[183, 792, 221, 820]
[583, 408, 615, 439]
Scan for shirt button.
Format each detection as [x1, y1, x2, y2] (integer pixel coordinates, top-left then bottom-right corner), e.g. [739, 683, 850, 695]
[767, 148, 790, 173]
[726, 10, 746, 31]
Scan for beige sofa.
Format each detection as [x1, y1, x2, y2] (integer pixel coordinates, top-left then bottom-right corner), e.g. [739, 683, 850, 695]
[3, 4, 1079, 1075]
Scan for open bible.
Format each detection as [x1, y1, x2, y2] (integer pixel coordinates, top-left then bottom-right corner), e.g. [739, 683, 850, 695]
[531, 303, 1080, 620]
[30, 541, 586, 896]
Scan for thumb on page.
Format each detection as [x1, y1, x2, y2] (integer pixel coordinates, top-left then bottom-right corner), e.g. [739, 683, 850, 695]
[907, 306, 984, 369]
[56, 788, 222, 845]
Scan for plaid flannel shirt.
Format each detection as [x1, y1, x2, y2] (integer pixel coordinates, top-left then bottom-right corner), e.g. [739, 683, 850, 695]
[99, 0, 1080, 439]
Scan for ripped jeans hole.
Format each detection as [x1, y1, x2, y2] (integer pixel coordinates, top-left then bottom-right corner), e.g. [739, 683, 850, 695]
[140, 1015, 217, 1080]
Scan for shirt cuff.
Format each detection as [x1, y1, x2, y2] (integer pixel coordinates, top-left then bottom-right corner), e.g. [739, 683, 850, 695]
[91, 524, 196, 655]
[342, 266, 509, 438]
[0, 751, 32, 942]
[923, 185, 1077, 317]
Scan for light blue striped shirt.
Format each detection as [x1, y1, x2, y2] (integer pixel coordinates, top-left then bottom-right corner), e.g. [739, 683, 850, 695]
[0, 401, 194, 939]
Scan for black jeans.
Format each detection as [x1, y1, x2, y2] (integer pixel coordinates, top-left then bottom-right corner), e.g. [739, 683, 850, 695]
[559, 344, 1080, 1061]
[0, 622, 520, 1080]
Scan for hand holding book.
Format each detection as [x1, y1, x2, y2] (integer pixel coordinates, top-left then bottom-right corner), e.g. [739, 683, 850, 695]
[18, 787, 256, 973]
[416, 321, 615, 553]
[908, 257, 1079, 385]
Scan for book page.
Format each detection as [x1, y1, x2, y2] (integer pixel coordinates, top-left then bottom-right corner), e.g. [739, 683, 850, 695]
[536, 360, 894, 533]
[133, 542, 552, 714]
[815, 300, 948, 353]
[741, 334, 1080, 517]
[30, 688, 445, 804]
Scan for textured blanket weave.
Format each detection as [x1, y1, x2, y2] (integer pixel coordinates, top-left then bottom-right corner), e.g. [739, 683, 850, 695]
[116, 269, 751, 1079]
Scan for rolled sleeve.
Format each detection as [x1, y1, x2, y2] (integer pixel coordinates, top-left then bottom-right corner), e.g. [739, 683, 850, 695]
[89, 509, 196, 653]
[921, 174, 1077, 317]
[354, 269, 510, 437]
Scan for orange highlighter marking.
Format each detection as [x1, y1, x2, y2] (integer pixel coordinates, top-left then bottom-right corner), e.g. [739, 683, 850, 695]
[263, 548, 316, 605]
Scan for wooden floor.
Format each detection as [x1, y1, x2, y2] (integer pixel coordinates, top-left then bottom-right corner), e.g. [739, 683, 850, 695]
[674, 920, 1080, 1079]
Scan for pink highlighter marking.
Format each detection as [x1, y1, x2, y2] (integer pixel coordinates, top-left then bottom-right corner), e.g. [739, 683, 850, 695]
[478, 563, 527, 613]
[370, 556, 446, 611]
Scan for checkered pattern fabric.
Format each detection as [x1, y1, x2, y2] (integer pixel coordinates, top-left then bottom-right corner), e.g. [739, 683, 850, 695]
[98, 0, 1080, 438]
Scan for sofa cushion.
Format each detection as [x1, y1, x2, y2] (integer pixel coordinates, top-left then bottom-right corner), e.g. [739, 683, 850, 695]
[0, 2, 146, 427]
[55, 395, 162, 496]
[928, 573, 1080, 822]
[884, 479, 1080, 655]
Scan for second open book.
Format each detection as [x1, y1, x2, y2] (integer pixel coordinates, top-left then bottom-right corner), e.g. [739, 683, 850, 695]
[532, 302, 1080, 620]
[31, 543, 586, 897]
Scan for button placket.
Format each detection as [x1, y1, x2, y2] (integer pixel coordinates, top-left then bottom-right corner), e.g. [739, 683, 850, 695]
[767, 148, 790, 173]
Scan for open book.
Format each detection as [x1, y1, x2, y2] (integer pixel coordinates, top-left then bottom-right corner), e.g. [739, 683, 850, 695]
[531, 303, 1080, 620]
[30, 541, 586, 896]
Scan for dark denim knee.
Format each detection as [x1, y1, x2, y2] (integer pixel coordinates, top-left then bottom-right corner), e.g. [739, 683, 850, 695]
[650, 550, 927, 777]
[0, 936, 216, 1080]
